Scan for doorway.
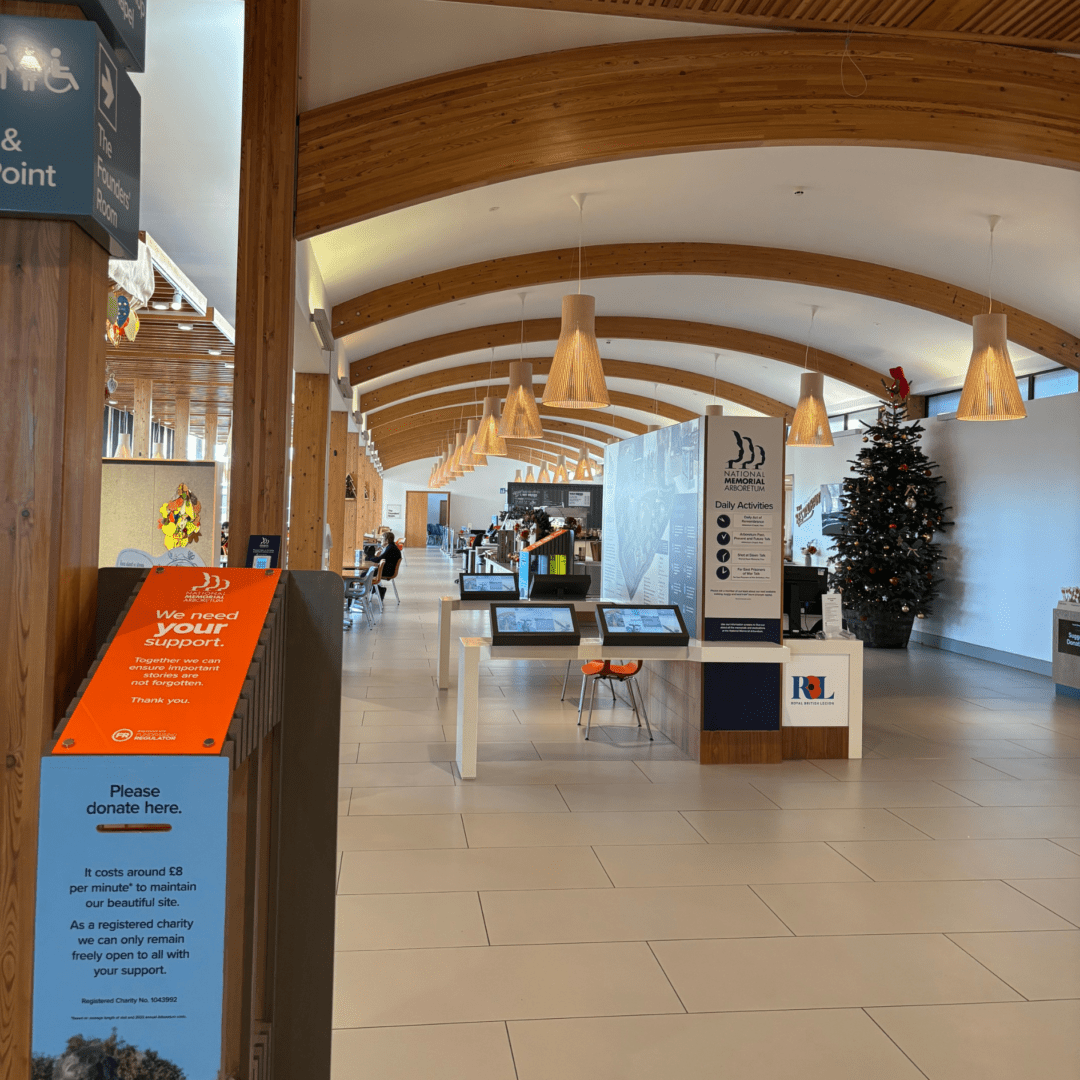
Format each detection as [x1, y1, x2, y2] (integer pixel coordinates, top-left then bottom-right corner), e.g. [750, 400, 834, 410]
[405, 490, 448, 548]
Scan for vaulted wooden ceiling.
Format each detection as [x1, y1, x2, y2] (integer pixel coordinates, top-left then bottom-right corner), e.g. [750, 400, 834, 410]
[431, 0, 1080, 49]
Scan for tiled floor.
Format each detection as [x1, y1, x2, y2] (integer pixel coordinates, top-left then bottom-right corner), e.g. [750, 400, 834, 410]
[332, 549, 1080, 1079]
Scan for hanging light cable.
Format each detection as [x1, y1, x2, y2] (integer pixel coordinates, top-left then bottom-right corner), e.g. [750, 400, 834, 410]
[957, 215, 1027, 422]
[543, 194, 610, 409]
[499, 294, 545, 438]
[474, 347, 509, 456]
[786, 305, 833, 447]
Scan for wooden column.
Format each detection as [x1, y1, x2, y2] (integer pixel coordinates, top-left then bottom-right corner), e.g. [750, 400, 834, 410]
[343, 431, 359, 563]
[173, 391, 191, 459]
[204, 412, 219, 461]
[326, 412, 348, 571]
[0, 219, 109, 1080]
[227, 0, 301, 567]
[132, 377, 153, 458]
[287, 374, 330, 570]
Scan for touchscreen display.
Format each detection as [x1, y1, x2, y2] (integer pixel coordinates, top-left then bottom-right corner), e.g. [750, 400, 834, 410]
[462, 575, 517, 592]
[495, 607, 575, 634]
[603, 608, 683, 634]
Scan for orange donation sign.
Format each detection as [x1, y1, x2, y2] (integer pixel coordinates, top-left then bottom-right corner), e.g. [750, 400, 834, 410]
[55, 568, 282, 755]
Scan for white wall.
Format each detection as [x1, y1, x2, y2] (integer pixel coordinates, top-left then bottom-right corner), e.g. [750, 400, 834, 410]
[788, 393, 1080, 666]
[380, 454, 541, 536]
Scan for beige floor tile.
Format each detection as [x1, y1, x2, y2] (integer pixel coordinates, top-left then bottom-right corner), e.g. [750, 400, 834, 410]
[338, 761, 456, 787]
[348, 784, 569, 816]
[354, 741, 539, 763]
[752, 879, 1072, 935]
[507, 1010, 926, 1080]
[361, 710, 445, 727]
[331, 1023, 517, 1080]
[1052, 836, 1080, 854]
[747, 780, 977, 809]
[339, 743, 359, 763]
[811, 758, 1017, 781]
[889, 805, 1080, 839]
[338, 788, 351, 816]
[682, 808, 927, 843]
[363, 684, 442, 699]
[1008, 737, 1080, 757]
[1006, 878, 1080, 925]
[460, 760, 651, 785]
[949, 930, 1080, 999]
[831, 837, 1080, 880]
[351, 725, 448, 743]
[974, 757, 1080, 780]
[594, 841, 868, 887]
[337, 846, 611, 894]
[869, 1000, 1080, 1080]
[336, 814, 467, 851]
[652, 934, 1019, 1011]
[558, 781, 778, 812]
[335, 892, 488, 951]
[481, 884, 789, 945]
[936, 779, 1080, 805]
[446, 723, 590, 742]
[333, 942, 682, 1027]
[531, 740, 688, 761]
[462, 811, 704, 848]
[632, 760, 835, 783]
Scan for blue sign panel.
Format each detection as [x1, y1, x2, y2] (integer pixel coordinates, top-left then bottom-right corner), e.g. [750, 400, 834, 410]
[36, 0, 146, 71]
[33, 756, 228, 1078]
[0, 16, 140, 256]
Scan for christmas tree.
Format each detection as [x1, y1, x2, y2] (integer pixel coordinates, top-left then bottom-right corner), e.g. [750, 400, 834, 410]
[830, 367, 949, 645]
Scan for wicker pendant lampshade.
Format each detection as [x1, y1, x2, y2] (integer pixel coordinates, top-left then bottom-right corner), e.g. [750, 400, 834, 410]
[537, 463, 551, 483]
[786, 372, 834, 447]
[448, 437, 462, 479]
[572, 455, 593, 481]
[499, 361, 544, 439]
[513, 469, 523, 482]
[464, 418, 487, 466]
[553, 455, 569, 484]
[543, 293, 609, 409]
[957, 313, 1027, 421]
[524, 466, 536, 483]
[454, 432, 472, 473]
[474, 395, 508, 456]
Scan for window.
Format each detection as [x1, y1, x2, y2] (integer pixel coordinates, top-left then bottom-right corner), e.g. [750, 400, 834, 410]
[1034, 368, 1078, 399]
[928, 390, 961, 417]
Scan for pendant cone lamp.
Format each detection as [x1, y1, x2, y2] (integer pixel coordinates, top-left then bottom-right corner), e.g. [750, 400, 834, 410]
[464, 418, 487, 466]
[474, 395, 508, 456]
[537, 463, 551, 483]
[787, 306, 833, 448]
[459, 425, 476, 472]
[957, 221, 1026, 422]
[513, 469, 523, 482]
[524, 466, 536, 483]
[543, 195, 609, 410]
[454, 432, 470, 474]
[573, 455, 593, 481]
[448, 436, 463, 479]
[499, 297, 544, 439]
[553, 455, 569, 484]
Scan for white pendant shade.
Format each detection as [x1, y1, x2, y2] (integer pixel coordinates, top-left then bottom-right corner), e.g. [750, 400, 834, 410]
[474, 395, 508, 456]
[553, 455, 569, 484]
[543, 294, 609, 409]
[537, 464, 551, 483]
[499, 361, 544, 439]
[786, 372, 834, 447]
[464, 418, 487, 466]
[957, 313, 1027, 421]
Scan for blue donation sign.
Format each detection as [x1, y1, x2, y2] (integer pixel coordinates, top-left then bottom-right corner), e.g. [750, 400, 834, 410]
[35, 0, 146, 71]
[0, 15, 140, 256]
[33, 756, 228, 1078]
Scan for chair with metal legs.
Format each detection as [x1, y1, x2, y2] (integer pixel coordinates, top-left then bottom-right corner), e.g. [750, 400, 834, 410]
[345, 565, 378, 630]
[577, 661, 652, 741]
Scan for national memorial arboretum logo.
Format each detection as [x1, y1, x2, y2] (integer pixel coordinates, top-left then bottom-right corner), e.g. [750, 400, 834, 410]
[183, 573, 232, 602]
[723, 430, 768, 493]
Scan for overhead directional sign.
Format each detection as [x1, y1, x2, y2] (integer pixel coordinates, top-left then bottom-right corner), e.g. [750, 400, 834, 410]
[36, 0, 146, 71]
[0, 15, 140, 257]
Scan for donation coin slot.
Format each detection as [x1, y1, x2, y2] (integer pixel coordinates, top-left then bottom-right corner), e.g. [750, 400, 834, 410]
[95, 823, 173, 833]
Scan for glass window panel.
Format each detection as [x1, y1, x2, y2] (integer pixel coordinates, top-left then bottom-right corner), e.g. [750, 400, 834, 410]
[1034, 368, 1079, 399]
[928, 390, 961, 417]
[847, 407, 881, 428]
[829, 415, 846, 433]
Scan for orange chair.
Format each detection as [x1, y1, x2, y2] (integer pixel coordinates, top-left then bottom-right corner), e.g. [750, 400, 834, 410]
[577, 660, 652, 741]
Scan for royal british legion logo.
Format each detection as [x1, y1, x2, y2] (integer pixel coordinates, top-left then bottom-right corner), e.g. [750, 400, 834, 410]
[792, 675, 835, 702]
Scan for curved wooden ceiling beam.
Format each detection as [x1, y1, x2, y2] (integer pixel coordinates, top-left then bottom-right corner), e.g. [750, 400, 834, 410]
[359, 356, 791, 417]
[297, 34, 1080, 239]
[380, 438, 569, 469]
[333, 243, 1080, 372]
[350, 318, 870, 397]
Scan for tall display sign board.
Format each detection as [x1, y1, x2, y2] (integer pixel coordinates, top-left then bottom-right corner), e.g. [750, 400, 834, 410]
[0, 15, 141, 256]
[36, 0, 146, 71]
[703, 415, 785, 643]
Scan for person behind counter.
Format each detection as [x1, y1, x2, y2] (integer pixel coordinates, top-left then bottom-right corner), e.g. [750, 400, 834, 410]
[373, 530, 401, 599]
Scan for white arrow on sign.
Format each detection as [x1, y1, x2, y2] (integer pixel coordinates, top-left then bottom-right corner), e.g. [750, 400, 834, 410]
[101, 66, 114, 108]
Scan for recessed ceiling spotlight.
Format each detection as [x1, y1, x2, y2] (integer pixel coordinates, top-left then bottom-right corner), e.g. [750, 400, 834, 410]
[151, 301, 169, 311]
[170, 290, 183, 310]
[793, 188, 805, 196]
[225, 362, 234, 369]
[177, 322, 194, 331]
[208, 348, 222, 356]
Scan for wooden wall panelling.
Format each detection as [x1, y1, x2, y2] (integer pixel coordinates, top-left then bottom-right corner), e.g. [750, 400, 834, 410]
[428, 0, 1080, 50]
[228, 0, 301, 568]
[700, 729, 783, 764]
[288, 374, 330, 570]
[334, 243, 1080, 374]
[350, 319, 882, 398]
[0, 218, 109, 1079]
[405, 491, 430, 549]
[297, 35, 1080, 238]
[782, 726, 849, 760]
[343, 432, 359, 561]
[132, 377, 152, 458]
[174, 392, 191, 459]
[327, 412, 349, 572]
[204, 412, 219, 461]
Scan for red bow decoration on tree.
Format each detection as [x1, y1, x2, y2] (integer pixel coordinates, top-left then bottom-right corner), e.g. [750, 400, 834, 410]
[885, 366, 910, 402]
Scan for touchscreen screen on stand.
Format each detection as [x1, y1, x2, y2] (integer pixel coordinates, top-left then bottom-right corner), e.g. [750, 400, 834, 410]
[462, 575, 517, 592]
[603, 608, 683, 634]
[495, 606, 575, 633]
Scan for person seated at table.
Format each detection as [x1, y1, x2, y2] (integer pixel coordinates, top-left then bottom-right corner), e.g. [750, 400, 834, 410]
[373, 530, 401, 599]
